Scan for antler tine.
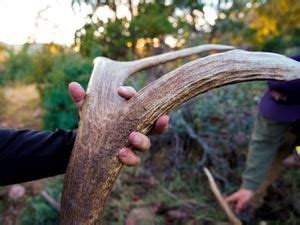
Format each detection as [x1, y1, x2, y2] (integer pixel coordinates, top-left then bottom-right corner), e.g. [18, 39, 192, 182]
[127, 50, 300, 135]
[92, 44, 233, 85]
[127, 44, 234, 74]
[87, 44, 233, 107]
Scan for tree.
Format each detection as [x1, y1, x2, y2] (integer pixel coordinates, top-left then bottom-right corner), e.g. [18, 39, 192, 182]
[73, 0, 210, 59]
[2, 45, 33, 82]
[210, 0, 300, 53]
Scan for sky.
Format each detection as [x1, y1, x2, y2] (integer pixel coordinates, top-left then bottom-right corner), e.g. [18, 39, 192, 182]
[0, 0, 91, 46]
[0, 0, 218, 46]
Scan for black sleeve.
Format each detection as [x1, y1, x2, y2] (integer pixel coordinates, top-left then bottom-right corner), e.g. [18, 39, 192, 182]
[0, 128, 76, 186]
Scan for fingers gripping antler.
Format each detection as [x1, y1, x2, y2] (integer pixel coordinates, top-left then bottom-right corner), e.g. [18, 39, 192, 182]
[61, 45, 300, 224]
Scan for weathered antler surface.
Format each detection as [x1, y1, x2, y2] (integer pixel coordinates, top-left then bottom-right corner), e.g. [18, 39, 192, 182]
[61, 44, 300, 224]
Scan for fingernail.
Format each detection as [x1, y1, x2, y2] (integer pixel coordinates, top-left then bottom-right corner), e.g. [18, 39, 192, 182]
[119, 148, 129, 158]
[164, 121, 169, 128]
[164, 115, 169, 122]
[118, 87, 127, 94]
[163, 116, 169, 127]
[132, 132, 141, 145]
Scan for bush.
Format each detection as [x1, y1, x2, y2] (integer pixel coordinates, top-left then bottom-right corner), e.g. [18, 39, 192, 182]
[41, 52, 92, 130]
[2, 45, 33, 83]
[147, 81, 265, 191]
[17, 196, 59, 225]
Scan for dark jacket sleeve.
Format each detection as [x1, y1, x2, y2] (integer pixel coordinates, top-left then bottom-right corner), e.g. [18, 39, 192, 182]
[0, 128, 76, 186]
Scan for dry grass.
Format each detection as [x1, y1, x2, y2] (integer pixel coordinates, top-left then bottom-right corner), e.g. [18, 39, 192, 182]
[0, 84, 45, 224]
[0, 83, 42, 129]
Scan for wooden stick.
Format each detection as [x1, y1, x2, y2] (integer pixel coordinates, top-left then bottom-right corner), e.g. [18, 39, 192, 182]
[203, 167, 242, 225]
[41, 190, 60, 211]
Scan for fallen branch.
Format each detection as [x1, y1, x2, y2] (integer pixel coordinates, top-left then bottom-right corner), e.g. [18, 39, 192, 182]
[203, 167, 242, 225]
[182, 119, 231, 187]
[41, 190, 60, 211]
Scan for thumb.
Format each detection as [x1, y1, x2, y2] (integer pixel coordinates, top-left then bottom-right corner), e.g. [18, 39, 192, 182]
[225, 193, 239, 203]
[69, 82, 86, 110]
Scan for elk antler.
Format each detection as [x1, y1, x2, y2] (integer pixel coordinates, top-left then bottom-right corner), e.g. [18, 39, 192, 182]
[60, 45, 300, 224]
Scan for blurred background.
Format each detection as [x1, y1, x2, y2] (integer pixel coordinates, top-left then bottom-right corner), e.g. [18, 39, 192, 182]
[0, 0, 299, 224]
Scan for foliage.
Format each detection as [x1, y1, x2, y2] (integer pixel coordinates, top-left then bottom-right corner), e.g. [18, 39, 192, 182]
[1, 43, 92, 130]
[2, 45, 33, 83]
[74, 0, 203, 59]
[156, 82, 264, 191]
[74, 2, 177, 59]
[41, 52, 92, 130]
[74, 21, 102, 58]
[17, 196, 59, 225]
[129, 3, 175, 40]
[30, 44, 63, 85]
[15, 178, 63, 225]
[211, 0, 300, 53]
[74, 0, 300, 61]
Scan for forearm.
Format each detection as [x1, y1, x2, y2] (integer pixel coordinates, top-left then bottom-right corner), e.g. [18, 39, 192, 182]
[242, 113, 291, 191]
[0, 128, 76, 185]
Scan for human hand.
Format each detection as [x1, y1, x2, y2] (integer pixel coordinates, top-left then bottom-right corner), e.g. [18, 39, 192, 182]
[68, 82, 169, 166]
[225, 188, 254, 213]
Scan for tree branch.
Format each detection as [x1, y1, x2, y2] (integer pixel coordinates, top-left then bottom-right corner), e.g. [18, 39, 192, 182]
[203, 167, 242, 225]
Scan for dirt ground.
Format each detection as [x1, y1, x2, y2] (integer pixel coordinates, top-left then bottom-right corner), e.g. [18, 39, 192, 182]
[0, 83, 42, 129]
[0, 83, 46, 224]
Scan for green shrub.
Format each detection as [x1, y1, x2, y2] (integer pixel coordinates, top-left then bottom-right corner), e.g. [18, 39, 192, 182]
[2, 45, 33, 83]
[41, 52, 92, 130]
[17, 196, 59, 225]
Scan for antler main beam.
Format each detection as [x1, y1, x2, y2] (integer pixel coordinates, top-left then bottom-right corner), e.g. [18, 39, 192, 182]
[61, 45, 300, 224]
